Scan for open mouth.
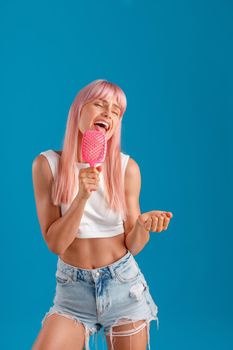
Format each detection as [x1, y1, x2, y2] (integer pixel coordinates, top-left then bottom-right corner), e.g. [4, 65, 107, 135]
[93, 122, 110, 133]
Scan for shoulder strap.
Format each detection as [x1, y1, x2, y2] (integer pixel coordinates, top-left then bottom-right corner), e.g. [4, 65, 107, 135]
[39, 150, 59, 178]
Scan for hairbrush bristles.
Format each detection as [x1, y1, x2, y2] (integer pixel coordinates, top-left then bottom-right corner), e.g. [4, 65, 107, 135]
[81, 130, 107, 167]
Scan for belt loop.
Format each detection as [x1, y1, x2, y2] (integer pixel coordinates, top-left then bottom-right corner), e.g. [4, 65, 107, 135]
[108, 265, 115, 279]
[72, 268, 76, 282]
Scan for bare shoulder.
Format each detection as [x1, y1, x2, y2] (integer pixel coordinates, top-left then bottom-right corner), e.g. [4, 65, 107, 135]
[125, 157, 141, 179]
[125, 157, 141, 195]
[32, 149, 61, 176]
[32, 154, 53, 180]
[32, 153, 61, 250]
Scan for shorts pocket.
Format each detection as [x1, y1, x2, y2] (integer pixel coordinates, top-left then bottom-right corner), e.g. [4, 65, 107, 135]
[115, 260, 140, 283]
[55, 269, 73, 286]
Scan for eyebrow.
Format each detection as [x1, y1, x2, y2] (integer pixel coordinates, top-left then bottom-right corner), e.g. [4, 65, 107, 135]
[96, 99, 121, 111]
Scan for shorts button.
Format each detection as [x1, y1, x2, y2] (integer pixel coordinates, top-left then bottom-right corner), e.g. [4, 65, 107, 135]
[96, 271, 100, 277]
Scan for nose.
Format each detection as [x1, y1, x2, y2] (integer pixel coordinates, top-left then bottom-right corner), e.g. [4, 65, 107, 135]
[102, 108, 112, 119]
[103, 111, 110, 118]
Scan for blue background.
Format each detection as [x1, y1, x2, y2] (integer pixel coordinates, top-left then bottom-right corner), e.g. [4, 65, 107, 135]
[0, 0, 232, 349]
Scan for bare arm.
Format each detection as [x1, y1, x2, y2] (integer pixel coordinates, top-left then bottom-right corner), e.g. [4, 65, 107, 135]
[125, 219, 150, 256]
[123, 158, 150, 255]
[32, 155, 88, 254]
[46, 194, 88, 254]
[123, 159, 173, 255]
[32, 154, 100, 255]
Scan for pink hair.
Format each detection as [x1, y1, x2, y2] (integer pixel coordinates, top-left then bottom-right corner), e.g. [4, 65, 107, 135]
[51, 79, 128, 220]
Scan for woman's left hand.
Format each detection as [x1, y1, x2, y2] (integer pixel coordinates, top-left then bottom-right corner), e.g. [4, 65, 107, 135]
[137, 210, 173, 232]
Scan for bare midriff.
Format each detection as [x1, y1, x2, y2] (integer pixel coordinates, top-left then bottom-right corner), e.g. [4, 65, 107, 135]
[59, 232, 128, 269]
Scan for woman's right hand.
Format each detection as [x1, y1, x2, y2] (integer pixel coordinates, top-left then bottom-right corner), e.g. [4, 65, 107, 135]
[77, 165, 102, 200]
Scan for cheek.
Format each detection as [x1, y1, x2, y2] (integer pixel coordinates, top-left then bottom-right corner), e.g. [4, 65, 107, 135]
[107, 123, 118, 139]
[78, 119, 84, 132]
[112, 121, 120, 132]
[79, 111, 93, 131]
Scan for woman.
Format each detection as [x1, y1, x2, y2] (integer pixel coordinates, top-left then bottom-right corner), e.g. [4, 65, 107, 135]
[32, 79, 173, 350]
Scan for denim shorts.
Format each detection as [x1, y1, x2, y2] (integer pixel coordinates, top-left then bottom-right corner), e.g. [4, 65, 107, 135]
[41, 250, 159, 350]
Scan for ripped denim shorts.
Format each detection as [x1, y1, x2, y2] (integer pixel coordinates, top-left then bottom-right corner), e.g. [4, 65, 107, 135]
[41, 250, 159, 350]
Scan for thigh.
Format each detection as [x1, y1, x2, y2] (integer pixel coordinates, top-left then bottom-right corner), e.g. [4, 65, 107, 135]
[105, 320, 148, 350]
[32, 313, 85, 350]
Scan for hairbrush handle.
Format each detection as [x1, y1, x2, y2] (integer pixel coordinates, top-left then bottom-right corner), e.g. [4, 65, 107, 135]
[89, 160, 98, 167]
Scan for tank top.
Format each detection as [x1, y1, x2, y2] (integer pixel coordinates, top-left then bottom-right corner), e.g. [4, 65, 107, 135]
[39, 150, 130, 239]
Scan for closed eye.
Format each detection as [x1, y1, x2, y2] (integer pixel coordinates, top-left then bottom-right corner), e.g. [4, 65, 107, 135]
[94, 102, 120, 116]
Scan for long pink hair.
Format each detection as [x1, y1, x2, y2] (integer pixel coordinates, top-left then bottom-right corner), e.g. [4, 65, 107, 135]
[51, 79, 128, 220]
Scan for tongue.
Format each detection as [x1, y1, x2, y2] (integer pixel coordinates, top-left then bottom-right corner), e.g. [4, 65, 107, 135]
[94, 125, 107, 133]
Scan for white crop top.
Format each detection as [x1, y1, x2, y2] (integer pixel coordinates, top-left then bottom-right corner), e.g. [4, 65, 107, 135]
[39, 150, 130, 239]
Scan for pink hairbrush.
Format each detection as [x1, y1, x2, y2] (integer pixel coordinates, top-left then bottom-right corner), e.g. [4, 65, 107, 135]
[81, 129, 107, 167]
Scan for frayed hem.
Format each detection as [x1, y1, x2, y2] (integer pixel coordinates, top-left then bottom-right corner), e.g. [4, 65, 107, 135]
[41, 309, 97, 350]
